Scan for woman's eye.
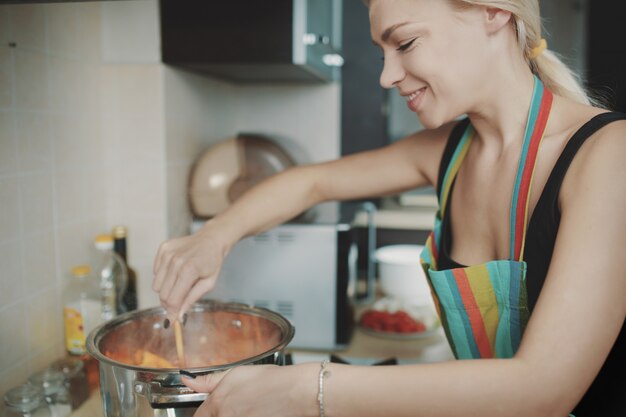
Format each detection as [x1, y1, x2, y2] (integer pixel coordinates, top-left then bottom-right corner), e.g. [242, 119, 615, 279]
[396, 38, 417, 52]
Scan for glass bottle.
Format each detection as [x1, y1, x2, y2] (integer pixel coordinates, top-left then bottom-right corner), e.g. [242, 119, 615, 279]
[112, 226, 138, 311]
[3, 384, 52, 417]
[28, 369, 71, 417]
[93, 234, 128, 318]
[62, 265, 101, 355]
[62, 265, 101, 392]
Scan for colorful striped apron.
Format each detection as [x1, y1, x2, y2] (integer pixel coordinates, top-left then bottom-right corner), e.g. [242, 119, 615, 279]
[420, 75, 553, 360]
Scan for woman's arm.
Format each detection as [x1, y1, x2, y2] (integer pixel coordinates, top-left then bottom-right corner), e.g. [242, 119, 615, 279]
[185, 122, 626, 417]
[153, 123, 453, 318]
[208, 122, 450, 241]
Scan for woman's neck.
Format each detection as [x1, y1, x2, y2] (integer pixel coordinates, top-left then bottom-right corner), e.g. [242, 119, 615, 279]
[466, 64, 537, 154]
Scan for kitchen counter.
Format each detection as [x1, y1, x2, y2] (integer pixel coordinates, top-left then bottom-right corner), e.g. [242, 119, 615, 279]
[353, 207, 437, 231]
[70, 392, 102, 417]
[319, 325, 453, 363]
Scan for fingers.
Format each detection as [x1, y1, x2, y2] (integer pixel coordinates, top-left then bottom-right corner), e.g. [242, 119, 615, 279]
[186, 369, 232, 417]
[153, 241, 165, 279]
[166, 264, 203, 314]
[152, 241, 173, 292]
[179, 277, 219, 319]
[152, 231, 224, 319]
[183, 369, 231, 393]
[153, 250, 187, 318]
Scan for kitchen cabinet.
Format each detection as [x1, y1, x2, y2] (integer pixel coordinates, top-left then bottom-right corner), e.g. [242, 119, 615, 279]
[159, 0, 342, 83]
[340, 0, 387, 156]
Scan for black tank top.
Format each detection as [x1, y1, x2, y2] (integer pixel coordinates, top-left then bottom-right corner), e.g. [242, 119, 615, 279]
[436, 112, 626, 416]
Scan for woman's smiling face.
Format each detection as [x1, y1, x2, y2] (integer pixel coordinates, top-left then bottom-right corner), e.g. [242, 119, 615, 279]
[369, 0, 494, 129]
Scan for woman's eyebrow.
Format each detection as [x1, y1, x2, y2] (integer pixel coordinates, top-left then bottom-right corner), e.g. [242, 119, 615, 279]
[372, 21, 413, 47]
[382, 21, 411, 42]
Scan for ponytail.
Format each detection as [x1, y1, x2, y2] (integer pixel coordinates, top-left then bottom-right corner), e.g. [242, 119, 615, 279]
[530, 48, 594, 105]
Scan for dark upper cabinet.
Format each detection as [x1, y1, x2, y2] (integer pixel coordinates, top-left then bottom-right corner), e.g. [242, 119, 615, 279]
[160, 0, 343, 83]
[340, 0, 387, 156]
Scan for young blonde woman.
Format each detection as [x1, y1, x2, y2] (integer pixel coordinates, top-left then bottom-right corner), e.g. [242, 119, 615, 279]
[152, 0, 626, 415]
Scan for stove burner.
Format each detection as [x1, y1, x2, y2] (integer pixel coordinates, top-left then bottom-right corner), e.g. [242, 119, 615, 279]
[330, 354, 398, 366]
[283, 354, 398, 366]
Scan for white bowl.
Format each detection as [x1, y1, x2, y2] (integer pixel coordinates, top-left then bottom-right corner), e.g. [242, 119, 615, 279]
[375, 245, 431, 304]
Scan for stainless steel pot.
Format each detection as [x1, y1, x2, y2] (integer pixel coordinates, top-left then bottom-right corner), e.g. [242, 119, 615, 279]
[87, 300, 295, 417]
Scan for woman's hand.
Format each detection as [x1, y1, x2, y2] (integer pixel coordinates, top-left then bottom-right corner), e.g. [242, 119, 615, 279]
[152, 222, 231, 320]
[183, 364, 318, 417]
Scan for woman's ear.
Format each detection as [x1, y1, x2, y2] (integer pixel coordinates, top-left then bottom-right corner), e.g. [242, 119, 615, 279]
[483, 7, 512, 35]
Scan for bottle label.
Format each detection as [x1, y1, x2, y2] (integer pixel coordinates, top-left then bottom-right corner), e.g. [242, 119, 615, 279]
[64, 306, 86, 355]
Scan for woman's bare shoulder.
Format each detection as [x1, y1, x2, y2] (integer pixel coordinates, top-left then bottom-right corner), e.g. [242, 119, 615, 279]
[553, 96, 624, 138]
[560, 105, 626, 204]
[572, 113, 626, 174]
[563, 101, 626, 156]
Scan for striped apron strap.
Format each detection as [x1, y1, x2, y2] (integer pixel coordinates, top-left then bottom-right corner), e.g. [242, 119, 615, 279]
[510, 76, 553, 261]
[439, 126, 474, 218]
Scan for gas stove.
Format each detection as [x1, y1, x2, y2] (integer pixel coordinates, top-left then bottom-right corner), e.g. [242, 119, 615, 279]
[285, 353, 398, 366]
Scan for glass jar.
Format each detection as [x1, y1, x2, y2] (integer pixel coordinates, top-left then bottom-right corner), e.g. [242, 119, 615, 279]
[3, 384, 52, 417]
[62, 265, 102, 393]
[93, 234, 128, 319]
[28, 369, 71, 417]
[63, 265, 102, 356]
[49, 358, 89, 410]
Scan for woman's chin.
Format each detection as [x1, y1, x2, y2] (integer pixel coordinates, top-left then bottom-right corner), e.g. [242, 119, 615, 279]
[416, 107, 459, 131]
[417, 113, 443, 130]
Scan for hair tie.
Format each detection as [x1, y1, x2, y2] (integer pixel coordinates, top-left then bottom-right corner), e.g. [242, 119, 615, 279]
[529, 38, 547, 59]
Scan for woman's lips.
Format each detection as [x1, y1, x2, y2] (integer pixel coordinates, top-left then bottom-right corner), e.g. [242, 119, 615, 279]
[406, 87, 427, 112]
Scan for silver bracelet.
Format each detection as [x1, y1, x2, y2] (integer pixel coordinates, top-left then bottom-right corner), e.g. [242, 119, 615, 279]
[317, 360, 330, 417]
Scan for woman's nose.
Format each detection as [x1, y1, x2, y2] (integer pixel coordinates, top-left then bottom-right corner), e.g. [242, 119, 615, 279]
[379, 54, 405, 89]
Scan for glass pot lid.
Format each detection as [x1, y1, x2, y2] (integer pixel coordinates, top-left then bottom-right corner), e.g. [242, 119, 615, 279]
[88, 300, 294, 371]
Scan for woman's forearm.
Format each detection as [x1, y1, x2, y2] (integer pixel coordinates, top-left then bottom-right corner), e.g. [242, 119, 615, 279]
[206, 165, 325, 251]
[322, 359, 567, 417]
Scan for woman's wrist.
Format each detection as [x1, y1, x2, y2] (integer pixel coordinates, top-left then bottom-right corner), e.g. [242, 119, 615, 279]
[199, 217, 239, 257]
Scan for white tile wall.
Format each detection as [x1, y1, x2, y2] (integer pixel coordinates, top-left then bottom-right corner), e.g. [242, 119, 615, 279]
[0, 113, 16, 176]
[9, 4, 45, 52]
[15, 111, 52, 173]
[0, 240, 24, 311]
[101, 0, 160, 64]
[0, 2, 166, 410]
[0, 5, 105, 406]
[162, 68, 237, 230]
[101, 62, 167, 310]
[14, 50, 47, 110]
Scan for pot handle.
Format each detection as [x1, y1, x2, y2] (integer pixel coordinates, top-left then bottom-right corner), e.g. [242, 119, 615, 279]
[134, 373, 208, 408]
